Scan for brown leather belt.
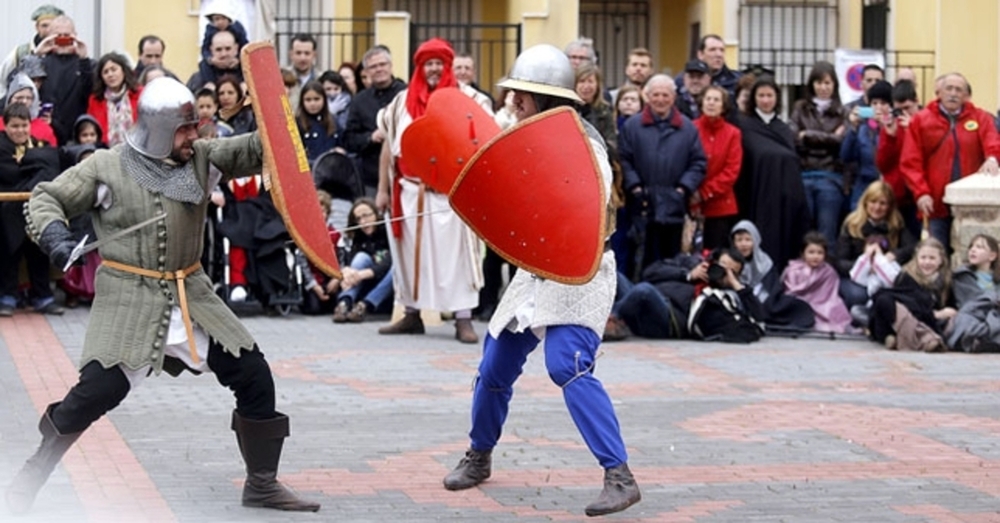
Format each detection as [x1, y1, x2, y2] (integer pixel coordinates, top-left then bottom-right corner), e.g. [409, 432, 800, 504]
[101, 260, 203, 364]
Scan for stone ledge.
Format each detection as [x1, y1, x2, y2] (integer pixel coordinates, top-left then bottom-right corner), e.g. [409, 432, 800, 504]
[943, 172, 1000, 206]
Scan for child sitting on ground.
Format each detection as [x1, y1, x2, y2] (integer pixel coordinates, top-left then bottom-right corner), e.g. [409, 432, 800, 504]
[870, 238, 956, 352]
[782, 232, 852, 333]
[297, 190, 342, 315]
[731, 220, 815, 331]
[945, 234, 1000, 353]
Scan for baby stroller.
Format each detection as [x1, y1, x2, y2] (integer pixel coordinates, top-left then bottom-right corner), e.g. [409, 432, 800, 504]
[312, 150, 365, 230]
[212, 176, 305, 316]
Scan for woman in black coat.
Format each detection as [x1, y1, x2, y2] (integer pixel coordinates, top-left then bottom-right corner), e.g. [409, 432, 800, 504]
[734, 77, 810, 271]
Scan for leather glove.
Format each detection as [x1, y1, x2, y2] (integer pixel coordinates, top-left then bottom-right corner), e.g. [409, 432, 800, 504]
[38, 221, 77, 269]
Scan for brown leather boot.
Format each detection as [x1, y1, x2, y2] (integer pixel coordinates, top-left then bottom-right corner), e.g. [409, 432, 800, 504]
[443, 448, 492, 490]
[378, 311, 425, 335]
[584, 463, 641, 517]
[231, 411, 320, 512]
[6, 403, 83, 515]
[455, 318, 478, 344]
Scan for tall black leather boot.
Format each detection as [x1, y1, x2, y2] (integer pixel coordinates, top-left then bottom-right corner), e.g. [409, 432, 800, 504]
[584, 463, 641, 517]
[231, 411, 321, 512]
[6, 403, 83, 515]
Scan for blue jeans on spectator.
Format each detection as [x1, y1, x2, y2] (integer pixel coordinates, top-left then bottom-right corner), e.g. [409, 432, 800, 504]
[611, 272, 676, 339]
[849, 174, 878, 212]
[928, 217, 953, 252]
[338, 252, 393, 310]
[802, 172, 844, 247]
[839, 277, 868, 309]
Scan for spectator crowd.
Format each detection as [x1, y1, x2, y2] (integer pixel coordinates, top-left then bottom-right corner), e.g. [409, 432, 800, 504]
[2, 5, 1000, 354]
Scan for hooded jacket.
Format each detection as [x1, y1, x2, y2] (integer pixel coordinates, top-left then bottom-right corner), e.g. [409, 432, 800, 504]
[1, 73, 58, 145]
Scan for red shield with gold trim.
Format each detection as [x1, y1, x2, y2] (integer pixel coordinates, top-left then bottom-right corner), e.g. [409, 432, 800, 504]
[399, 88, 500, 194]
[450, 107, 606, 285]
[242, 42, 341, 279]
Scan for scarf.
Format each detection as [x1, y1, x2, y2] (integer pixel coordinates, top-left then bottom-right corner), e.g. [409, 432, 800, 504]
[121, 144, 204, 204]
[812, 97, 832, 113]
[105, 86, 133, 146]
[405, 38, 457, 119]
[755, 108, 776, 124]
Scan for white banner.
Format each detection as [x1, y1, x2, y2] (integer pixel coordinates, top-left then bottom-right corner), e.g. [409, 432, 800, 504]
[834, 48, 885, 105]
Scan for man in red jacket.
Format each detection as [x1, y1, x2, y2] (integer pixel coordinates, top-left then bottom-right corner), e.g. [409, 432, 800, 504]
[899, 72, 1000, 249]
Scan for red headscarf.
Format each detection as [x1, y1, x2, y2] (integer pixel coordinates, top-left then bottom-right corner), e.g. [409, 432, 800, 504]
[405, 38, 457, 119]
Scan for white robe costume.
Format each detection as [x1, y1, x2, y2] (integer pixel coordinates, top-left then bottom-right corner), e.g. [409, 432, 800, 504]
[378, 84, 491, 311]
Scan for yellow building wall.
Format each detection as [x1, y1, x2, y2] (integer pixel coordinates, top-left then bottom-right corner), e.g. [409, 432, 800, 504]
[656, 0, 699, 77]
[838, 0, 861, 50]
[124, 0, 201, 82]
[375, 12, 411, 79]
[937, 0, 999, 110]
[887, 0, 937, 103]
[510, 0, 578, 49]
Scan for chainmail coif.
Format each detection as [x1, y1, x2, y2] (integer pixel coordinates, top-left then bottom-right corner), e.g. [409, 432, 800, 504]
[121, 144, 205, 204]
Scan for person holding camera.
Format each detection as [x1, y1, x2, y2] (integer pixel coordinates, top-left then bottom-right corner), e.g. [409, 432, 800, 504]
[35, 15, 94, 145]
[841, 80, 894, 211]
[687, 247, 766, 343]
[605, 252, 706, 340]
[875, 80, 923, 239]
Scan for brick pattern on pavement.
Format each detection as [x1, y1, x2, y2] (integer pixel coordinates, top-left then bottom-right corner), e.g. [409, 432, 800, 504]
[1, 308, 999, 522]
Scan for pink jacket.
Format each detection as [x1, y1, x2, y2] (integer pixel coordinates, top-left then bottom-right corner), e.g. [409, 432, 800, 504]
[782, 259, 852, 333]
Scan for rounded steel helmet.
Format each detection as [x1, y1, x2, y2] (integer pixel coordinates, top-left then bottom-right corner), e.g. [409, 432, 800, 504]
[125, 77, 198, 159]
[498, 44, 583, 103]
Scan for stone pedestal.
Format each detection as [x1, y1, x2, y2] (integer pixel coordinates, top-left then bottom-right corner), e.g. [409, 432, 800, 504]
[943, 172, 1000, 266]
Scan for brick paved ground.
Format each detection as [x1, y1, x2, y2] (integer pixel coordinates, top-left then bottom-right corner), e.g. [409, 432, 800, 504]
[2, 306, 999, 522]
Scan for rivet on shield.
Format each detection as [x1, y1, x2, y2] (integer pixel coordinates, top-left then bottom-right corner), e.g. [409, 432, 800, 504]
[457, 158, 464, 164]
[430, 157, 437, 164]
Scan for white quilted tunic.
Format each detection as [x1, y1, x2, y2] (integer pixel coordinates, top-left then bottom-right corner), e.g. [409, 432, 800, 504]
[488, 135, 616, 339]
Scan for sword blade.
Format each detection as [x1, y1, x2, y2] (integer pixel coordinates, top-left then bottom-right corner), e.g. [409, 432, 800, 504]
[62, 213, 168, 271]
[337, 208, 449, 234]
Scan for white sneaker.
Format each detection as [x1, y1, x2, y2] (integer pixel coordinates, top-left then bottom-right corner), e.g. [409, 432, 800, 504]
[230, 286, 248, 303]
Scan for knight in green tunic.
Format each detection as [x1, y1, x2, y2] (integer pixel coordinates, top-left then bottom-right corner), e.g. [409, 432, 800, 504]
[6, 77, 321, 514]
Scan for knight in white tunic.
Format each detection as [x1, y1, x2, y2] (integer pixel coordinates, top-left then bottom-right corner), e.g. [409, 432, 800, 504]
[440, 44, 641, 517]
[375, 37, 490, 343]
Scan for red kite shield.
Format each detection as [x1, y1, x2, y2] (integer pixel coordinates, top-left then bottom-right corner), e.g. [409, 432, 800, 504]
[450, 107, 607, 285]
[400, 88, 500, 194]
[241, 42, 341, 279]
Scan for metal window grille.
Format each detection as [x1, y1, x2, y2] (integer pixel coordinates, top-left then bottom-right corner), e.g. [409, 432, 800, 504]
[738, 0, 840, 86]
[579, 0, 651, 89]
[379, 0, 474, 24]
[410, 23, 521, 94]
[861, 0, 889, 50]
[380, 0, 519, 97]
[275, 0, 375, 70]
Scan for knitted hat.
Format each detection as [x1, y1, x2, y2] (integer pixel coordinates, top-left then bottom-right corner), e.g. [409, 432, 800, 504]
[867, 80, 893, 105]
[31, 5, 64, 21]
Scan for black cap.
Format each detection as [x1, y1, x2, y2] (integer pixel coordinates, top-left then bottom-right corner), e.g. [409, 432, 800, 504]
[684, 59, 709, 74]
[866, 80, 893, 105]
